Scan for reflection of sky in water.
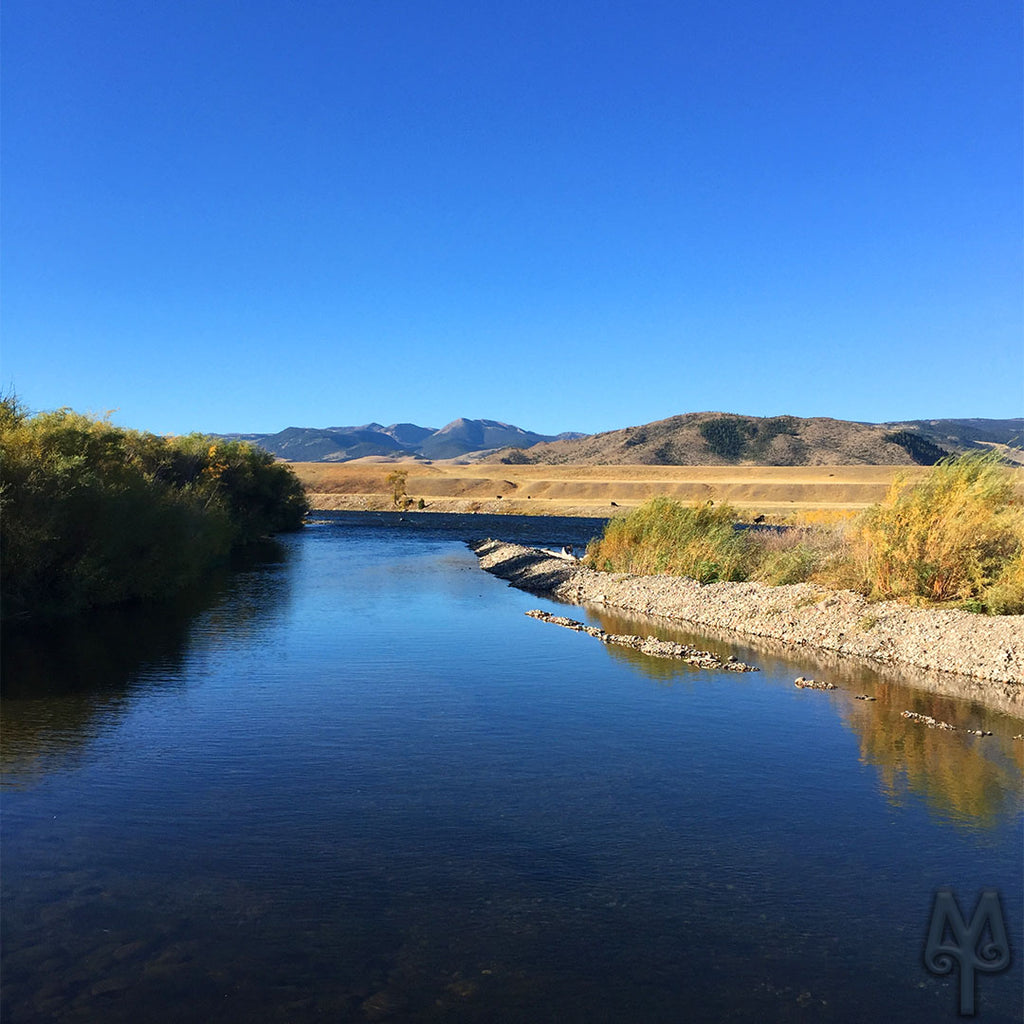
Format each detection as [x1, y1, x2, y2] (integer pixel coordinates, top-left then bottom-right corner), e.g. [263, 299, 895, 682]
[2, 516, 1021, 1023]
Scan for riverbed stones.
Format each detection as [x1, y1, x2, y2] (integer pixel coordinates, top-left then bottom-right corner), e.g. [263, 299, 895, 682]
[361, 989, 409, 1020]
[525, 609, 757, 671]
[793, 677, 836, 690]
[899, 710, 986, 733]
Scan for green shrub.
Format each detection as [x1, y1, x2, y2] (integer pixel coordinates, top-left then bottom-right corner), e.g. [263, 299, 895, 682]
[585, 497, 752, 582]
[754, 540, 823, 586]
[980, 548, 1024, 615]
[0, 400, 307, 619]
[193, 436, 308, 542]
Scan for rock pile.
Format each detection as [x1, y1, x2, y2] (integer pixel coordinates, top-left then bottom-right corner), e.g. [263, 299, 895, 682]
[525, 609, 758, 671]
[794, 677, 836, 690]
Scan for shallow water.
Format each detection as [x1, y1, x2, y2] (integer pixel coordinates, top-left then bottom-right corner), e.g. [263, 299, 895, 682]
[2, 513, 1021, 1023]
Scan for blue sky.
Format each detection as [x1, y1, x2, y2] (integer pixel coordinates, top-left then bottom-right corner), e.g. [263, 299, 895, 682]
[3, 0, 1021, 436]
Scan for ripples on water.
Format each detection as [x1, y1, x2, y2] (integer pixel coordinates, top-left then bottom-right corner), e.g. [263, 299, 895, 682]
[2, 513, 1021, 1022]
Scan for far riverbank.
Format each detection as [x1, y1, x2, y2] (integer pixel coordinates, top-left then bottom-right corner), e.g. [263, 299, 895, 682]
[470, 539, 1024, 688]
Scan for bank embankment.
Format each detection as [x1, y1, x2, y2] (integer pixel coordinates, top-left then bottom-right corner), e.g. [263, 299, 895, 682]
[469, 539, 1024, 686]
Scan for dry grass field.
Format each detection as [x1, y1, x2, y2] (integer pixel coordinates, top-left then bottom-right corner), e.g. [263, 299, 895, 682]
[292, 460, 951, 519]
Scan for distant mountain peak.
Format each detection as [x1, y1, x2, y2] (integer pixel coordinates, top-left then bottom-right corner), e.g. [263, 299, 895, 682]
[218, 418, 587, 463]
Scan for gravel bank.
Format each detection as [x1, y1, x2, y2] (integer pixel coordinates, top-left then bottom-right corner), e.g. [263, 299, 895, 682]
[469, 539, 1024, 686]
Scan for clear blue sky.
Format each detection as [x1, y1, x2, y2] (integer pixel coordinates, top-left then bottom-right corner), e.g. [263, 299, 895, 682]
[3, 0, 1021, 436]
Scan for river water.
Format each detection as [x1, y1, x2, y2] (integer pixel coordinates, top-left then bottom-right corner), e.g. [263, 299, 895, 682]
[2, 513, 1022, 1023]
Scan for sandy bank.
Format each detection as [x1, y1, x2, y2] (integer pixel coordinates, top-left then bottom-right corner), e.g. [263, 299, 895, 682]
[469, 539, 1024, 686]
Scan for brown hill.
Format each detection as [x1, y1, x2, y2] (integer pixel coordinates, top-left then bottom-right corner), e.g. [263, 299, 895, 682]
[484, 412, 981, 467]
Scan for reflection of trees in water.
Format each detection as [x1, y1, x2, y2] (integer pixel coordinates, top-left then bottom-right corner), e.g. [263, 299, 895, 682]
[1, 541, 292, 784]
[187, 540, 292, 647]
[842, 689, 1023, 830]
[581, 602, 1024, 829]
[598, 640, 699, 683]
[575, 606, 736, 685]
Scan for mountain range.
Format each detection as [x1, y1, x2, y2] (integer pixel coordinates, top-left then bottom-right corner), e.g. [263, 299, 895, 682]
[222, 414, 1021, 466]
[220, 418, 586, 462]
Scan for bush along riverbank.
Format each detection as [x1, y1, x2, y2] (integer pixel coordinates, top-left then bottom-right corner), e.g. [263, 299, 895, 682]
[469, 539, 1024, 685]
[0, 399, 308, 620]
[468, 452, 1024, 685]
[585, 451, 1024, 615]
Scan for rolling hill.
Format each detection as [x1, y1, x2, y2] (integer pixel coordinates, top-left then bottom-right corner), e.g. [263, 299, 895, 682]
[484, 413, 1023, 467]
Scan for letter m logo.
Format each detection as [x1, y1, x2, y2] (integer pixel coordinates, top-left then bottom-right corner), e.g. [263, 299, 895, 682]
[924, 889, 1011, 1015]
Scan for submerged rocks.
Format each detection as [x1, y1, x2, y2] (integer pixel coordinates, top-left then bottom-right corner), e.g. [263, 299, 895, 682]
[901, 710, 992, 735]
[794, 677, 836, 690]
[901, 710, 956, 731]
[525, 609, 758, 672]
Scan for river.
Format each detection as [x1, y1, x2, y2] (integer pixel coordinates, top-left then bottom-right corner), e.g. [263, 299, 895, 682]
[2, 513, 1021, 1023]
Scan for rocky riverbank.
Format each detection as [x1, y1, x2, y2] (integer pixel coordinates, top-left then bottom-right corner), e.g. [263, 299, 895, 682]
[469, 539, 1024, 686]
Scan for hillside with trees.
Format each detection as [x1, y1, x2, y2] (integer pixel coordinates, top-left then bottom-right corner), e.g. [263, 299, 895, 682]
[485, 413, 1022, 467]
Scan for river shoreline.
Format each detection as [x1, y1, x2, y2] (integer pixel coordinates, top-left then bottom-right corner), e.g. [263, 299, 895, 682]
[469, 539, 1024, 687]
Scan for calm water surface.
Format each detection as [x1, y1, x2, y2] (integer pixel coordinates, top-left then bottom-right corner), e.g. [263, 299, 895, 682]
[3, 513, 1022, 1023]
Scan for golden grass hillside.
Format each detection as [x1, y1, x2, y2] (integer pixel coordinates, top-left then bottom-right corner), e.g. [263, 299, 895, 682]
[291, 460, 948, 518]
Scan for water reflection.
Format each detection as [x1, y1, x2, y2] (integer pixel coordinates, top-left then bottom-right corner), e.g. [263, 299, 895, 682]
[580, 602, 1024, 830]
[583, 602, 1024, 713]
[2, 523, 1021, 1023]
[577, 605, 758, 685]
[846, 690, 1024, 829]
[1, 541, 292, 786]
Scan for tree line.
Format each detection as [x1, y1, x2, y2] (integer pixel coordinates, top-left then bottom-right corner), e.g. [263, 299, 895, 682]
[1, 397, 308, 620]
